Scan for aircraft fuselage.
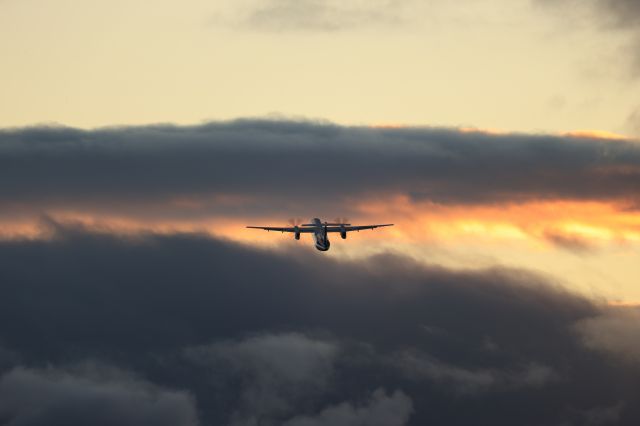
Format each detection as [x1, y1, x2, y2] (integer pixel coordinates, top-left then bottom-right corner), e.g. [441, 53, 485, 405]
[310, 218, 331, 251]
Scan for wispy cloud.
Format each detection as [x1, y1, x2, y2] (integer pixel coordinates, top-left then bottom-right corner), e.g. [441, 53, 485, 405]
[627, 107, 640, 137]
[213, 0, 415, 32]
[535, 0, 640, 77]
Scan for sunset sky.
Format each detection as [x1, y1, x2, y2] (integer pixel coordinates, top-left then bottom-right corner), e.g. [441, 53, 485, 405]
[1, 1, 640, 425]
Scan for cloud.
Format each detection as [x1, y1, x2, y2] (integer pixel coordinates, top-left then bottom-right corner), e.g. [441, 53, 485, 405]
[189, 333, 337, 385]
[283, 388, 413, 426]
[396, 351, 557, 395]
[536, 0, 640, 29]
[215, 0, 411, 32]
[1, 119, 639, 226]
[561, 402, 626, 426]
[0, 366, 198, 426]
[597, 0, 640, 29]
[0, 345, 19, 370]
[535, 0, 640, 76]
[580, 402, 626, 426]
[575, 306, 640, 361]
[627, 107, 640, 137]
[186, 333, 338, 424]
[0, 223, 639, 424]
[543, 229, 596, 253]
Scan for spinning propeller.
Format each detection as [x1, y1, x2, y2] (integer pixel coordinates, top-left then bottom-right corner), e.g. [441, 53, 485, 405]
[288, 218, 303, 226]
[333, 217, 350, 225]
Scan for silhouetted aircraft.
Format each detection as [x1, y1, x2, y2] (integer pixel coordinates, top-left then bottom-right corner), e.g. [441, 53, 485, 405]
[247, 218, 393, 251]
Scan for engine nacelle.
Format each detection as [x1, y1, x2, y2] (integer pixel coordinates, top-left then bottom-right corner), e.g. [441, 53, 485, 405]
[340, 228, 347, 239]
[294, 226, 301, 240]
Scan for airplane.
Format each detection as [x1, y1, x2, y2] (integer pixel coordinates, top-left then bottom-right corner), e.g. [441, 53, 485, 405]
[246, 218, 394, 251]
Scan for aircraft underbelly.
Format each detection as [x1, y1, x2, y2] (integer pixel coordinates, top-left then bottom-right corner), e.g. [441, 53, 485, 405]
[313, 231, 330, 251]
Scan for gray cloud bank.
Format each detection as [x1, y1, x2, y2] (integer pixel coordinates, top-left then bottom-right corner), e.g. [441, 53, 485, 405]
[1, 119, 639, 221]
[1, 223, 640, 424]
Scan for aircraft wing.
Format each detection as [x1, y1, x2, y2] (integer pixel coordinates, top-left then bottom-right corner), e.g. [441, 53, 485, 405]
[246, 226, 316, 233]
[326, 224, 394, 232]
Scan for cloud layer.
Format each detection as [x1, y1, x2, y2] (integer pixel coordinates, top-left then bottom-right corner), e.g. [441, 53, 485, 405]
[1, 119, 639, 223]
[1, 224, 639, 424]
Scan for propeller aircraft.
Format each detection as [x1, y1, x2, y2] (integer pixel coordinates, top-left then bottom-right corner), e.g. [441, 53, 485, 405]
[247, 218, 393, 251]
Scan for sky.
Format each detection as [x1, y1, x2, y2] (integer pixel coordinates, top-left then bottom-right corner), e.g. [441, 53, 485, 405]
[1, 0, 640, 135]
[1, 1, 640, 425]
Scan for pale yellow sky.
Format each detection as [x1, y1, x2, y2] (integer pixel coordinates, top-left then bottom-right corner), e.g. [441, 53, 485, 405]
[1, 0, 638, 135]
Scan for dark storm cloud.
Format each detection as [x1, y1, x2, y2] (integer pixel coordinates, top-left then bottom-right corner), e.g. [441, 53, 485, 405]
[1, 119, 639, 220]
[1, 222, 640, 424]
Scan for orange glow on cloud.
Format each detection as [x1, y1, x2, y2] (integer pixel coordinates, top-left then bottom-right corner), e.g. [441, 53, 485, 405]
[351, 196, 640, 248]
[1, 198, 639, 253]
[607, 300, 640, 307]
[370, 123, 407, 129]
[378, 126, 633, 141]
[458, 127, 510, 136]
[2, 197, 639, 302]
[564, 130, 630, 141]
[459, 127, 633, 141]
